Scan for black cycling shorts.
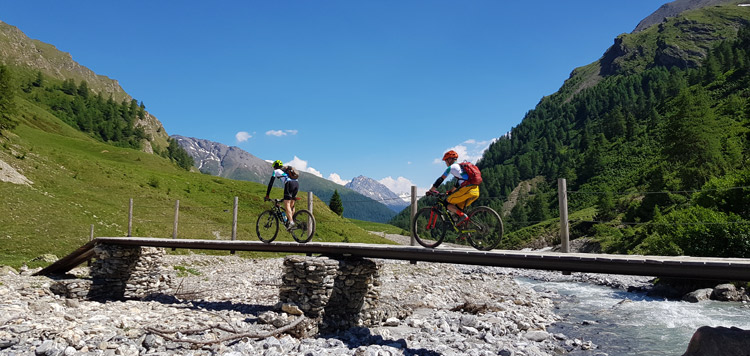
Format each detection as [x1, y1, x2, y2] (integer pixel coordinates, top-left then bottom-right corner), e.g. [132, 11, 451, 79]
[283, 180, 299, 201]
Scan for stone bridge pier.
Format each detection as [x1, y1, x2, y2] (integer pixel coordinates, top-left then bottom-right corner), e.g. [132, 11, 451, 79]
[50, 245, 174, 300]
[50, 246, 391, 336]
[279, 255, 383, 335]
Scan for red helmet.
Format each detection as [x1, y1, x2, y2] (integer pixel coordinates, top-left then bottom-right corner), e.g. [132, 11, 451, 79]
[442, 150, 459, 161]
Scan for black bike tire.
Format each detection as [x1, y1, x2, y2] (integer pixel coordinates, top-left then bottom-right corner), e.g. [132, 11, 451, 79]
[465, 206, 504, 251]
[256, 210, 279, 243]
[412, 207, 447, 248]
[290, 209, 316, 243]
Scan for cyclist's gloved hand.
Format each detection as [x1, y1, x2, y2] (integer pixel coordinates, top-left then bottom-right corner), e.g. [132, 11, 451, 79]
[264, 196, 270, 201]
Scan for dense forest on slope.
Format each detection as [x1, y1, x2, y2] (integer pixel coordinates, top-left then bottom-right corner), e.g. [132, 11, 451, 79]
[0, 66, 194, 170]
[392, 6, 750, 258]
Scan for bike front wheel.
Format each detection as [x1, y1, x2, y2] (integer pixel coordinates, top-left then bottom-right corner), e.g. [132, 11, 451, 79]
[412, 207, 448, 248]
[256, 210, 279, 243]
[290, 209, 316, 243]
[464, 206, 504, 251]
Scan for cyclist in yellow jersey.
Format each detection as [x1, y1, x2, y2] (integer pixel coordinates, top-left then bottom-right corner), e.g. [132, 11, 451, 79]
[427, 150, 480, 226]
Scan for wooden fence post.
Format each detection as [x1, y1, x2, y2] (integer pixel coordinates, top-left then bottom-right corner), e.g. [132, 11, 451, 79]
[558, 178, 571, 275]
[127, 198, 133, 237]
[88, 224, 95, 266]
[172, 200, 180, 251]
[231, 196, 238, 255]
[410, 185, 417, 247]
[232, 196, 238, 241]
[172, 200, 180, 239]
[307, 192, 314, 239]
[557, 178, 570, 253]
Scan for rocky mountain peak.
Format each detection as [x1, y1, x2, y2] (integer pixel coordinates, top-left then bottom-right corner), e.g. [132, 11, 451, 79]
[172, 135, 270, 180]
[345, 176, 409, 213]
[633, 0, 737, 33]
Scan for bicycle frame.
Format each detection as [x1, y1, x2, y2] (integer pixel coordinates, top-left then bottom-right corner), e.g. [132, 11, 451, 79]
[269, 199, 288, 223]
[415, 191, 503, 251]
[427, 197, 478, 236]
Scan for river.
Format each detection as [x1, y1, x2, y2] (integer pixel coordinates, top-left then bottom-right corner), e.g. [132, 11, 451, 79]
[517, 278, 750, 355]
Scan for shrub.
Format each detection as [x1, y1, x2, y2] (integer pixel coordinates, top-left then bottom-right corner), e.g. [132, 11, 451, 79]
[640, 205, 750, 258]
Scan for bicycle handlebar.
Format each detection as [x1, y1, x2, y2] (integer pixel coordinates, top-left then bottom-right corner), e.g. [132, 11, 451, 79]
[426, 191, 448, 199]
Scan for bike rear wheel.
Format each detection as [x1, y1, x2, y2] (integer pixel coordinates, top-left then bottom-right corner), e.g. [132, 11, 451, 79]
[412, 207, 448, 248]
[290, 209, 316, 243]
[256, 210, 279, 243]
[464, 206, 504, 251]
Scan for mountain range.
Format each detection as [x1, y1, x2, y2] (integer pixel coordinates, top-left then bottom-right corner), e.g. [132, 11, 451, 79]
[173, 135, 403, 222]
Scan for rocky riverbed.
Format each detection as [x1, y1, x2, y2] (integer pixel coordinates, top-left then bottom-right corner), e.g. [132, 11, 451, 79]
[11, 230, 743, 356]
[0, 248, 633, 356]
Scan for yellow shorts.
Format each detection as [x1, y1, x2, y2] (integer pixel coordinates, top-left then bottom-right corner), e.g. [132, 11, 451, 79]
[446, 185, 479, 210]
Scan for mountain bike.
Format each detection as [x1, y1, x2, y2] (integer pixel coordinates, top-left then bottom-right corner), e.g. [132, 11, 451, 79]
[256, 198, 316, 243]
[412, 191, 503, 251]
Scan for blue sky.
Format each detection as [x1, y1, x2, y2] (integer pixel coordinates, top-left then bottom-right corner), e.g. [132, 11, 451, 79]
[1, 1, 665, 196]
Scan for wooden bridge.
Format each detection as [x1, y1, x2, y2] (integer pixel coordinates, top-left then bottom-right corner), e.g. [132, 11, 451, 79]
[36, 237, 750, 281]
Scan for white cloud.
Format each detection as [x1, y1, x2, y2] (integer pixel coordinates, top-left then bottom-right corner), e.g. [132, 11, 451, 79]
[266, 129, 298, 137]
[379, 176, 430, 200]
[284, 157, 352, 186]
[235, 131, 252, 143]
[287, 156, 322, 177]
[433, 138, 497, 165]
[379, 176, 412, 195]
[327, 173, 350, 186]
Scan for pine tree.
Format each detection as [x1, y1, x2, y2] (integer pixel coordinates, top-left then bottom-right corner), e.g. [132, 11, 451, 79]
[32, 71, 43, 87]
[595, 191, 616, 222]
[0, 65, 18, 133]
[662, 87, 725, 188]
[329, 190, 344, 216]
[77, 80, 89, 99]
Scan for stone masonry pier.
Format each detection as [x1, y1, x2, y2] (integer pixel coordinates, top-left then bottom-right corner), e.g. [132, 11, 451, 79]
[48, 245, 389, 336]
[279, 255, 382, 334]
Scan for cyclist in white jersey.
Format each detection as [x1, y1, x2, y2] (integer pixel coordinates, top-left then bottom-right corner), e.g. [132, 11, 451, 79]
[264, 160, 299, 229]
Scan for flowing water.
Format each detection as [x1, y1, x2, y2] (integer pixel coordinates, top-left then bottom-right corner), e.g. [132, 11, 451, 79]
[517, 278, 750, 356]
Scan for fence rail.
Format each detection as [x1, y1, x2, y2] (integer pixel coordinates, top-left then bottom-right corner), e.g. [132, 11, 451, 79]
[99, 180, 748, 252]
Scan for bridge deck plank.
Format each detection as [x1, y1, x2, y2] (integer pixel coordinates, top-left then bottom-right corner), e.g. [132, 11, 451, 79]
[34, 237, 750, 281]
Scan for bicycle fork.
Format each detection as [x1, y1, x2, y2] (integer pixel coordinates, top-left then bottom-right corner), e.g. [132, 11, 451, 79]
[426, 209, 439, 230]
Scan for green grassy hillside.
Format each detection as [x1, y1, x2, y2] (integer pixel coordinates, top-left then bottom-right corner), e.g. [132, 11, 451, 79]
[0, 98, 395, 269]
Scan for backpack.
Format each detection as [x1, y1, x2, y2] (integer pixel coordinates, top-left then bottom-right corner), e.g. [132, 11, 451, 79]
[459, 162, 482, 186]
[283, 165, 299, 179]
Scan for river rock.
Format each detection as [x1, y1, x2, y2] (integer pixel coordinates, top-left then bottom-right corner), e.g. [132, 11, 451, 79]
[0, 266, 17, 276]
[711, 283, 740, 301]
[682, 288, 713, 303]
[682, 326, 750, 356]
